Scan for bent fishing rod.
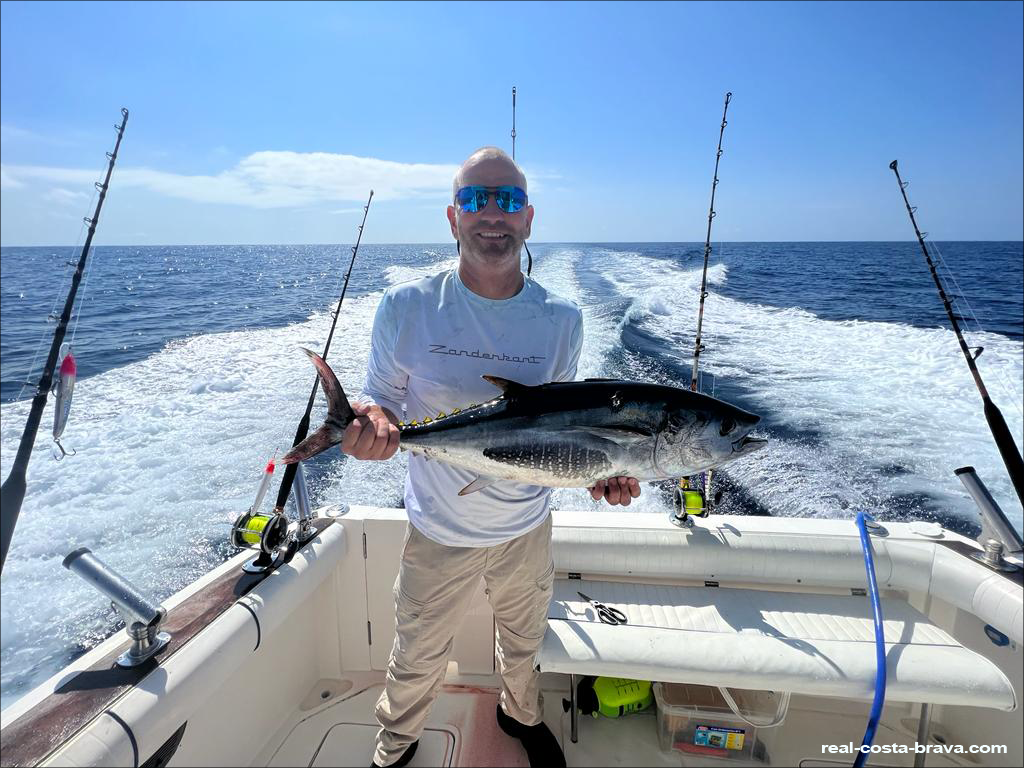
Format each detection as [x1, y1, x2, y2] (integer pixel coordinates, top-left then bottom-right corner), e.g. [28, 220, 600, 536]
[889, 160, 1024, 507]
[0, 108, 129, 575]
[270, 190, 375, 518]
[511, 86, 534, 276]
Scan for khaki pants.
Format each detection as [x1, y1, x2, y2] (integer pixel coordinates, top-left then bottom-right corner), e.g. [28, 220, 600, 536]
[373, 514, 555, 767]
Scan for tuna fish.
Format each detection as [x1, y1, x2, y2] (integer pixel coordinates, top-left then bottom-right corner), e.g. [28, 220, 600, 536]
[280, 348, 766, 494]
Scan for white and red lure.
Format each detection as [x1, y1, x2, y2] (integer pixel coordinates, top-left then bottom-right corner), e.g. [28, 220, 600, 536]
[249, 457, 276, 515]
[51, 345, 77, 460]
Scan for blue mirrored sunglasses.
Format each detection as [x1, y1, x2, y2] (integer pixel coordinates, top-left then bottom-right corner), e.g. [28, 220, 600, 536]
[455, 185, 527, 214]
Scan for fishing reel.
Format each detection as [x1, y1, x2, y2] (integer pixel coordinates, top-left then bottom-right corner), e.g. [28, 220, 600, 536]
[231, 510, 291, 573]
[229, 461, 320, 573]
[671, 474, 712, 528]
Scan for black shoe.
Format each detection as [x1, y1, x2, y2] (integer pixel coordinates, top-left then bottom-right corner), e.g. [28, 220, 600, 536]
[370, 739, 419, 768]
[496, 704, 566, 768]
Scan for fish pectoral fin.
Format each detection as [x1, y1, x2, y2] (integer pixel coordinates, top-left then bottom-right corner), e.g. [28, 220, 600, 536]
[574, 426, 653, 447]
[459, 475, 500, 496]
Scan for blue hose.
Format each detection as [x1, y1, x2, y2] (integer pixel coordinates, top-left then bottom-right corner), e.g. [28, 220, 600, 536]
[854, 511, 887, 768]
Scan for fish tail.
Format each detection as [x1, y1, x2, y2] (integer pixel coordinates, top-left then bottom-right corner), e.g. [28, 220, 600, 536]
[279, 348, 356, 465]
[302, 347, 355, 427]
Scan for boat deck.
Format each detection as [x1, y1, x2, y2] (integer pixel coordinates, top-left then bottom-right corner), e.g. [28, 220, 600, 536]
[255, 671, 969, 767]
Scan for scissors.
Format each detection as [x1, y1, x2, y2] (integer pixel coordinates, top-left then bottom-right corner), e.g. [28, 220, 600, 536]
[577, 591, 627, 625]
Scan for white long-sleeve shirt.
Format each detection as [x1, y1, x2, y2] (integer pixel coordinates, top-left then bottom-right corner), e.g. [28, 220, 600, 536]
[359, 268, 583, 546]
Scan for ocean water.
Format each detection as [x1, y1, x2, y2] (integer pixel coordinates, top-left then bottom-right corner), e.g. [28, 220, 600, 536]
[1, 241, 1022, 710]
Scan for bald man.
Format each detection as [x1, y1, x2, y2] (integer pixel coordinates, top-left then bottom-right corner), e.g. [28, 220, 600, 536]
[352, 147, 640, 768]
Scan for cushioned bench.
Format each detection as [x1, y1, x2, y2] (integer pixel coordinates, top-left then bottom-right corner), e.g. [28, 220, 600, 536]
[537, 578, 1017, 711]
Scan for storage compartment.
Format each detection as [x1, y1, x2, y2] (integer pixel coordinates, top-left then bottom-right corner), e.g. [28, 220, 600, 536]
[653, 683, 789, 763]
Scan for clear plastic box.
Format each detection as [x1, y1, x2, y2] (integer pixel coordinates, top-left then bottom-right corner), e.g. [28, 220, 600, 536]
[653, 683, 789, 763]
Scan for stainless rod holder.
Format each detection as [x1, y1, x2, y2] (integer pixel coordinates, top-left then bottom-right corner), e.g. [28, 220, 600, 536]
[63, 547, 170, 666]
[956, 467, 1022, 571]
[294, 462, 317, 544]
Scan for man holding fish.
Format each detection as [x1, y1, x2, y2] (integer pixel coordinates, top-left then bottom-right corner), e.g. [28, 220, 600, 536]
[355, 146, 629, 768]
[281, 146, 764, 767]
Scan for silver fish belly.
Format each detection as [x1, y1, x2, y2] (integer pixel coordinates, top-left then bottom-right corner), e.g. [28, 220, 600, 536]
[402, 420, 644, 487]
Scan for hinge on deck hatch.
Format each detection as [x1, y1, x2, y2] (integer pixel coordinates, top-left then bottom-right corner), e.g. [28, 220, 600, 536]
[367, 621, 372, 645]
[704, 580, 719, 588]
[851, 588, 867, 596]
[362, 532, 367, 558]
[568, 572, 581, 580]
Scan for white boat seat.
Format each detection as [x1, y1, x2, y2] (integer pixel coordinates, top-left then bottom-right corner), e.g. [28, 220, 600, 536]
[536, 579, 1017, 711]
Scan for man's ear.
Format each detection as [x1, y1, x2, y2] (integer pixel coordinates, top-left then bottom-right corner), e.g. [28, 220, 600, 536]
[446, 205, 458, 239]
[524, 204, 534, 240]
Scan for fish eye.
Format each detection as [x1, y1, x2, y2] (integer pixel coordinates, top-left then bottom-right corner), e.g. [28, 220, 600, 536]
[720, 417, 736, 437]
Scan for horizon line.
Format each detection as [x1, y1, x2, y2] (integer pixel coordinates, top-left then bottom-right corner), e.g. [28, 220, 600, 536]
[2, 238, 1023, 249]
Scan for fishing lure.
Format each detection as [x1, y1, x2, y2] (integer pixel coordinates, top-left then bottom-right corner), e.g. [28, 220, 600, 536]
[249, 456, 276, 516]
[51, 345, 77, 460]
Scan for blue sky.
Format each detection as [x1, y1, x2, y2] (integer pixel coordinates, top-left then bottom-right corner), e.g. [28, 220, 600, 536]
[1, 1, 1021, 245]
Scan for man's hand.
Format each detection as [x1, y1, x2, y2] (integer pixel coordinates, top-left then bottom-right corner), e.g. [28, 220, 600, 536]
[340, 402, 400, 460]
[589, 476, 641, 506]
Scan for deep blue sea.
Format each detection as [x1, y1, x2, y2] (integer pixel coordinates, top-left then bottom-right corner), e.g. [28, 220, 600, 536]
[1, 241, 1022, 710]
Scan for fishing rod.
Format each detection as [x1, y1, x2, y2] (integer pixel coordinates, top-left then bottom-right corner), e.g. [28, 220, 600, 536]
[691, 92, 731, 393]
[674, 92, 732, 525]
[512, 86, 534, 276]
[271, 190, 374, 517]
[889, 160, 1024, 507]
[0, 108, 129, 574]
[511, 86, 517, 160]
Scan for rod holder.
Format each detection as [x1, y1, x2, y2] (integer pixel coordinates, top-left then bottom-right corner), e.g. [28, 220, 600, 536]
[63, 547, 170, 667]
[294, 462, 317, 545]
[956, 466, 1022, 572]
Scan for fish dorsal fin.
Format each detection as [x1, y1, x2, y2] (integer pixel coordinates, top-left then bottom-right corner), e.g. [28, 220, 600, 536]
[481, 375, 531, 397]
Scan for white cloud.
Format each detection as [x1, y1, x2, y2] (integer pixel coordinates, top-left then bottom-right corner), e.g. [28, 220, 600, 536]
[0, 124, 39, 143]
[0, 167, 23, 188]
[1, 151, 461, 209]
[1, 123, 81, 148]
[44, 187, 90, 205]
